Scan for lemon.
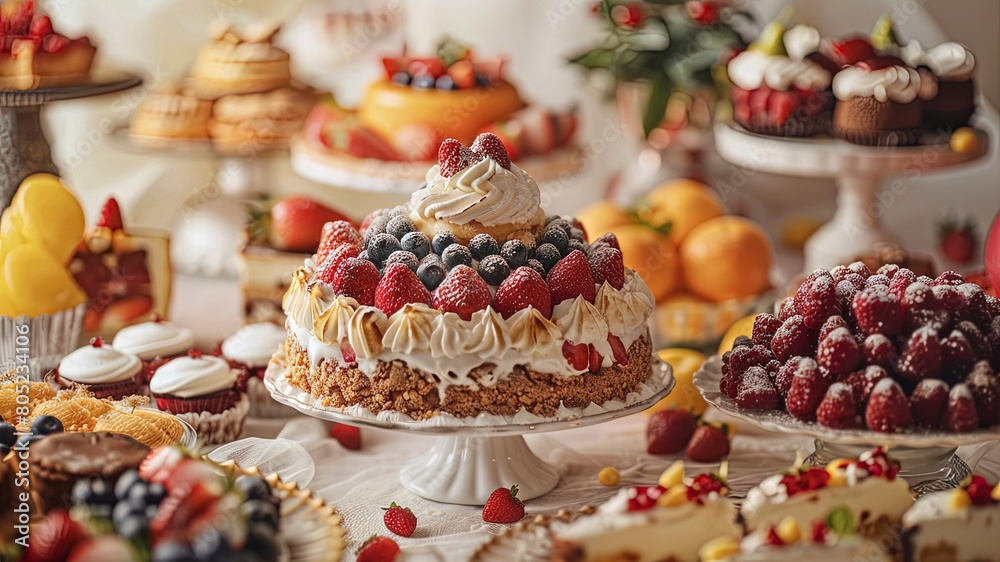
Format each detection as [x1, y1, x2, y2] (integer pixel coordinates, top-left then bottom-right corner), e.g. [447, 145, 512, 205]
[718, 314, 758, 355]
[11, 173, 85, 264]
[647, 348, 708, 415]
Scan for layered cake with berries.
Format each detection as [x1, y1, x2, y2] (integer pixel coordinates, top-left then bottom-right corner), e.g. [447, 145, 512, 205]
[742, 449, 912, 542]
[302, 39, 576, 165]
[551, 462, 738, 562]
[721, 263, 1000, 434]
[277, 134, 656, 419]
[0, 0, 96, 90]
[902, 475, 1000, 562]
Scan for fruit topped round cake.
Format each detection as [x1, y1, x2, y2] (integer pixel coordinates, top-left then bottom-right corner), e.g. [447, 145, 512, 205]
[276, 134, 657, 419]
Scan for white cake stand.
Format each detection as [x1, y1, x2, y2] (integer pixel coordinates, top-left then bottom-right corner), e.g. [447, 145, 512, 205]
[694, 355, 1000, 495]
[264, 356, 674, 505]
[713, 123, 989, 271]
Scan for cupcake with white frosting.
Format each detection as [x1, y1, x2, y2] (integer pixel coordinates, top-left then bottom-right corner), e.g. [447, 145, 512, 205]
[112, 319, 195, 385]
[51, 338, 142, 399]
[219, 322, 291, 417]
[149, 351, 249, 445]
[899, 40, 976, 129]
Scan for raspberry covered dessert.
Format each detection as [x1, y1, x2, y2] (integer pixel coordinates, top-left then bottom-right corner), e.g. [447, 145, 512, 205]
[902, 475, 1000, 562]
[551, 462, 738, 562]
[721, 263, 1000, 434]
[277, 134, 656, 419]
[741, 449, 912, 545]
[0, 0, 96, 90]
[728, 21, 837, 137]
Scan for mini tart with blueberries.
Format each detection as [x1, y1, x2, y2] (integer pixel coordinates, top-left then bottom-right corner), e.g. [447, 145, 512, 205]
[277, 134, 658, 420]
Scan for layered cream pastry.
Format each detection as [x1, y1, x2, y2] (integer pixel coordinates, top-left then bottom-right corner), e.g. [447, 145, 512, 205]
[276, 135, 656, 419]
[50, 338, 141, 400]
[742, 448, 913, 546]
[552, 462, 738, 562]
[188, 21, 291, 98]
[902, 475, 1000, 562]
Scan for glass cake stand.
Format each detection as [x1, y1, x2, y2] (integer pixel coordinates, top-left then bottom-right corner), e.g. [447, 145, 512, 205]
[713, 123, 989, 271]
[0, 68, 142, 211]
[693, 355, 1000, 496]
[264, 356, 675, 505]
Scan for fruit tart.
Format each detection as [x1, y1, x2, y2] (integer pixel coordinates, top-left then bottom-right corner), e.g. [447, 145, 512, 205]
[741, 448, 912, 550]
[0, 0, 96, 90]
[277, 134, 658, 420]
[551, 461, 738, 562]
[902, 475, 1000, 562]
[727, 20, 837, 137]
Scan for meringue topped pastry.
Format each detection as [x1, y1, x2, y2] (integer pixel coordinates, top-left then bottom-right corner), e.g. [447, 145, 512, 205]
[53, 338, 141, 400]
[276, 135, 658, 420]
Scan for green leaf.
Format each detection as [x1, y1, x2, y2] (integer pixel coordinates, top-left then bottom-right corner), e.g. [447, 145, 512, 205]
[826, 507, 856, 538]
[642, 76, 671, 137]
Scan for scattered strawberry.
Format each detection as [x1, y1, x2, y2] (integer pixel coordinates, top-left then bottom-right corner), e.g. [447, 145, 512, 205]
[331, 258, 380, 306]
[482, 485, 525, 524]
[816, 327, 861, 377]
[317, 221, 363, 264]
[966, 363, 1000, 427]
[897, 326, 943, 381]
[862, 273, 887, 289]
[910, 379, 949, 428]
[607, 334, 629, 366]
[562, 341, 589, 370]
[593, 232, 620, 252]
[22, 509, 89, 562]
[938, 216, 978, 263]
[941, 383, 978, 432]
[735, 366, 778, 410]
[97, 197, 124, 230]
[330, 423, 361, 450]
[728, 344, 768, 377]
[941, 330, 976, 365]
[375, 263, 432, 316]
[589, 247, 625, 290]
[876, 264, 900, 279]
[795, 270, 839, 329]
[686, 425, 730, 462]
[818, 315, 848, 344]
[493, 266, 551, 319]
[852, 286, 903, 336]
[786, 359, 828, 421]
[816, 382, 857, 429]
[932, 284, 965, 319]
[956, 321, 992, 360]
[841, 365, 888, 408]
[752, 313, 781, 348]
[471, 132, 512, 170]
[547, 250, 597, 304]
[28, 13, 52, 37]
[383, 502, 417, 537]
[771, 315, 814, 362]
[957, 283, 992, 328]
[315, 244, 361, 284]
[845, 260, 872, 279]
[438, 138, 483, 177]
[862, 333, 897, 368]
[646, 408, 696, 454]
[865, 378, 912, 432]
[270, 196, 351, 252]
[433, 264, 492, 320]
[151, 479, 223, 535]
[357, 536, 400, 562]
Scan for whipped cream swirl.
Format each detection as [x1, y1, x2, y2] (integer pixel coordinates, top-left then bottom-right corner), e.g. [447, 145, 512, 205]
[900, 40, 976, 80]
[783, 25, 821, 61]
[833, 65, 922, 103]
[411, 158, 541, 227]
[59, 343, 142, 384]
[112, 321, 194, 361]
[728, 50, 832, 91]
[149, 355, 238, 398]
[221, 322, 288, 368]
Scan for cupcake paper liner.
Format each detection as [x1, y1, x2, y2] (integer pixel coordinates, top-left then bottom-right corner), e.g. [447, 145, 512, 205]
[0, 304, 85, 381]
[247, 376, 296, 418]
[46, 371, 140, 401]
[154, 387, 241, 414]
[173, 394, 250, 446]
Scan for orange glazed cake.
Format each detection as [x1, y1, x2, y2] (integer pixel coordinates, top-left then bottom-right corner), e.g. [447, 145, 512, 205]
[276, 134, 656, 419]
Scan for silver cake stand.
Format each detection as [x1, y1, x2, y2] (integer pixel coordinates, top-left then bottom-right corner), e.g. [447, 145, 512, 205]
[265, 355, 674, 505]
[0, 68, 142, 211]
[694, 355, 1000, 495]
[713, 123, 989, 271]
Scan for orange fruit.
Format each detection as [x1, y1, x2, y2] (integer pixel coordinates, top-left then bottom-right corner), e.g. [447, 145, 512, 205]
[679, 216, 772, 302]
[608, 223, 678, 301]
[644, 179, 724, 245]
[576, 201, 630, 240]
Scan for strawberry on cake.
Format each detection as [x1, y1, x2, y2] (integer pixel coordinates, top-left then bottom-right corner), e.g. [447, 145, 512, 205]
[276, 134, 656, 419]
[551, 461, 738, 562]
[0, 0, 96, 90]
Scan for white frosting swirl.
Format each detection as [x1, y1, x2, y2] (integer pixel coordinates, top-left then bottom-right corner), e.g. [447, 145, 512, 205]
[728, 50, 832, 91]
[312, 295, 359, 346]
[59, 343, 142, 384]
[348, 306, 389, 359]
[221, 323, 288, 368]
[900, 40, 975, 80]
[410, 158, 541, 227]
[783, 25, 820, 61]
[555, 296, 609, 346]
[430, 312, 472, 359]
[468, 308, 513, 358]
[149, 355, 237, 398]
[507, 307, 561, 356]
[382, 303, 440, 354]
[832, 65, 922, 103]
[917, 68, 939, 101]
[112, 321, 194, 361]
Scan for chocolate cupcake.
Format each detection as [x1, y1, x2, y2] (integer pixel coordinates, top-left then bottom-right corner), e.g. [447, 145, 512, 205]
[900, 40, 976, 129]
[28, 431, 150, 514]
[112, 319, 195, 386]
[728, 22, 836, 137]
[50, 338, 142, 400]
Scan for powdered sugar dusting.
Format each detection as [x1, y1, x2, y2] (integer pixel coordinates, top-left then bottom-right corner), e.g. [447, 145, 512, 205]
[826, 382, 851, 399]
[951, 383, 973, 399]
[873, 377, 901, 395]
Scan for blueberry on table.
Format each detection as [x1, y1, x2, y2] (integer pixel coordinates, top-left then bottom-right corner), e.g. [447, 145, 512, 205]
[542, 226, 569, 254]
[527, 259, 547, 277]
[30, 414, 64, 436]
[535, 243, 561, 272]
[412, 74, 436, 89]
[435, 75, 458, 90]
[368, 233, 402, 263]
[235, 475, 273, 502]
[386, 215, 416, 239]
[385, 250, 419, 272]
[114, 469, 143, 500]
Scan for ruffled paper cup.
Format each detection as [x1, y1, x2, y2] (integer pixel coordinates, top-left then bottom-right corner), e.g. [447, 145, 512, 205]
[171, 394, 250, 446]
[153, 387, 241, 414]
[0, 304, 85, 380]
[45, 370, 141, 400]
[246, 376, 296, 418]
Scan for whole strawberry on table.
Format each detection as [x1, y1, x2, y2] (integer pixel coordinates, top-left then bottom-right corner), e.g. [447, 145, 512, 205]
[720, 262, 1000, 434]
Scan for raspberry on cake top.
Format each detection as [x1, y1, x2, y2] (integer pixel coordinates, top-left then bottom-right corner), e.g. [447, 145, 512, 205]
[278, 134, 657, 419]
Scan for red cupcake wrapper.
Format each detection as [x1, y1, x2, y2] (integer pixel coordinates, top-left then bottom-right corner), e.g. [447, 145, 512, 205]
[153, 388, 241, 414]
